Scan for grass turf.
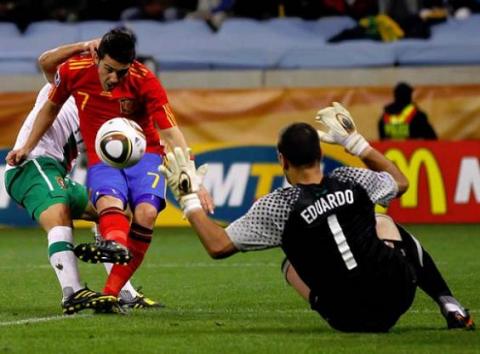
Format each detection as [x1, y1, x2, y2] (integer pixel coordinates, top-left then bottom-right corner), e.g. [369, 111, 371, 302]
[0, 225, 478, 353]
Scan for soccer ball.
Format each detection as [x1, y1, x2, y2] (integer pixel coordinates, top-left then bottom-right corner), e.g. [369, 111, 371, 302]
[95, 118, 146, 168]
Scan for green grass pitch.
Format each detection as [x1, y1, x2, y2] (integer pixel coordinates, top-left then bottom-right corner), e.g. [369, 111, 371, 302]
[0, 225, 478, 353]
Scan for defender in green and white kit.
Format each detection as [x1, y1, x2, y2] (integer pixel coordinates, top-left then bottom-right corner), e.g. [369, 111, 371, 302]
[4, 83, 120, 314]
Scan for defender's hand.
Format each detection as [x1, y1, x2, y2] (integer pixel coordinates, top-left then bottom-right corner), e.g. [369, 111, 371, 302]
[315, 102, 371, 156]
[6, 147, 30, 166]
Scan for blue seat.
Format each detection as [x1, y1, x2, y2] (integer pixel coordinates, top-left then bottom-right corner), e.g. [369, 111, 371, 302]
[279, 40, 396, 68]
[24, 21, 80, 41]
[78, 21, 120, 40]
[395, 15, 480, 65]
[129, 19, 216, 70]
[395, 40, 480, 65]
[211, 18, 289, 69]
[264, 16, 374, 69]
[430, 15, 480, 43]
[17, 21, 80, 59]
[307, 16, 357, 40]
[0, 22, 21, 37]
[0, 23, 24, 60]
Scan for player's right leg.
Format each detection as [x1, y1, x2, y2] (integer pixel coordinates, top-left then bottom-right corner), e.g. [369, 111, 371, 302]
[74, 163, 132, 264]
[377, 214, 474, 330]
[4, 157, 119, 314]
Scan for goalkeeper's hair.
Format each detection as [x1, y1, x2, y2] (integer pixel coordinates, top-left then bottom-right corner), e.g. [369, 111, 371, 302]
[97, 28, 136, 64]
[277, 123, 322, 167]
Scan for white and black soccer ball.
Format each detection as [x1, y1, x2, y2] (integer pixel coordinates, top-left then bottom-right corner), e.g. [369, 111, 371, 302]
[95, 118, 146, 168]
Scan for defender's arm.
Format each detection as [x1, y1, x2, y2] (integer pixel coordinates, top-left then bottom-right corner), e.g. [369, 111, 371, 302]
[6, 100, 60, 165]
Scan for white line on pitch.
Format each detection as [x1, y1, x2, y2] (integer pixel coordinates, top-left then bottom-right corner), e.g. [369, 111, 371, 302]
[0, 314, 91, 327]
[0, 262, 279, 270]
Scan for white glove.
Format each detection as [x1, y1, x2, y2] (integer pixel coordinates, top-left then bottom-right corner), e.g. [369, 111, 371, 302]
[315, 102, 371, 157]
[159, 147, 206, 216]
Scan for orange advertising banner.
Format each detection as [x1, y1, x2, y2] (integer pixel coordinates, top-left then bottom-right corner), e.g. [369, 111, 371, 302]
[1, 85, 480, 148]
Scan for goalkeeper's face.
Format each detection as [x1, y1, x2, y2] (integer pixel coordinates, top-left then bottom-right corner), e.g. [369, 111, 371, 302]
[97, 54, 131, 91]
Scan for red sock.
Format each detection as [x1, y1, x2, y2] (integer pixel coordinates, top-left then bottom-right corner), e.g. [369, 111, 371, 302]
[103, 223, 152, 296]
[98, 207, 130, 247]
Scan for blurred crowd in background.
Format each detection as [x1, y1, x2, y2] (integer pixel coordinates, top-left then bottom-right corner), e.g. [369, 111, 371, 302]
[1, 0, 479, 33]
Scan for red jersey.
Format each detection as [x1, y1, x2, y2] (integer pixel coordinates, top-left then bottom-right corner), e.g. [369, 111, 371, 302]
[48, 54, 177, 166]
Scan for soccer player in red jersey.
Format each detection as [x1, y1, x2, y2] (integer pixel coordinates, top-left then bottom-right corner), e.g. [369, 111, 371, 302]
[8, 28, 213, 301]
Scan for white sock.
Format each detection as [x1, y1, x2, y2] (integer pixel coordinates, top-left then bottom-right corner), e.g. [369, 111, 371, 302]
[439, 295, 467, 317]
[48, 226, 83, 299]
[94, 225, 138, 299]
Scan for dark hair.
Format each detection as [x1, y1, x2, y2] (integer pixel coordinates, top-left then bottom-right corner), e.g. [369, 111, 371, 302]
[97, 28, 136, 64]
[394, 82, 413, 105]
[277, 123, 322, 167]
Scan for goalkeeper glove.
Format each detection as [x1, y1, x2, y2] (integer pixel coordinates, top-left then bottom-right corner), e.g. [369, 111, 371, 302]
[315, 102, 371, 157]
[159, 147, 207, 216]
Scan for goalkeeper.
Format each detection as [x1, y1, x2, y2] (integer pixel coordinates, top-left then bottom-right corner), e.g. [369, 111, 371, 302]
[160, 103, 474, 332]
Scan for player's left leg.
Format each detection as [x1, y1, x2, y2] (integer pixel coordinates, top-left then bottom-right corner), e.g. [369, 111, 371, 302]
[91, 224, 164, 308]
[281, 258, 310, 301]
[102, 153, 166, 297]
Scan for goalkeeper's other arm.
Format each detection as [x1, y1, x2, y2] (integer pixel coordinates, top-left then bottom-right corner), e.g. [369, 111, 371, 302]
[315, 102, 408, 196]
[159, 147, 238, 259]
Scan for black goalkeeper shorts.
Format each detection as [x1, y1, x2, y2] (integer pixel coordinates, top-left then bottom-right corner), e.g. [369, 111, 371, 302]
[309, 259, 417, 332]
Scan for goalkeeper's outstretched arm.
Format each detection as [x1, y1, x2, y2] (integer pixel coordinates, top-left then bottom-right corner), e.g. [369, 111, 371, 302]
[159, 147, 238, 259]
[186, 210, 238, 259]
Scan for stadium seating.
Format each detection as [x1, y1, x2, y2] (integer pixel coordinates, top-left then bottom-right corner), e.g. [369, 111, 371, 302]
[394, 16, 480, 65]
[0, 15, 479, 73]
[78, 21, 121, 41]
[129, 19, 214, 69]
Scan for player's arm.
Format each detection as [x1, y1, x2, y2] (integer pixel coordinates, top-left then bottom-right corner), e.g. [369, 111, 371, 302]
[159, 125, 188, 152]
[159, 148, 286, 258]
[160, 125, 215, 214]
[155, 102, 215, 214]
[145, 76, 215, 213]
[315, 102, 408, 196]
[6, 100, 61, 166]
[38, 39, 99, 83]
[359, 148, 408, 195]
[185, 210, 238, 259]
[160, 148, 237, 259]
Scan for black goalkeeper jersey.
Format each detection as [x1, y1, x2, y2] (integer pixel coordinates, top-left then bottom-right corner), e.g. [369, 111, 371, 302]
[226, 167, 416, 331]
[281, 176, 397, 299]
[226, 166, 402, 291]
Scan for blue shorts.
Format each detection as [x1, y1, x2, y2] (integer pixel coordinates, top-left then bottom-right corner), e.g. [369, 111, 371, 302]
[87, 153, 166, 211]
